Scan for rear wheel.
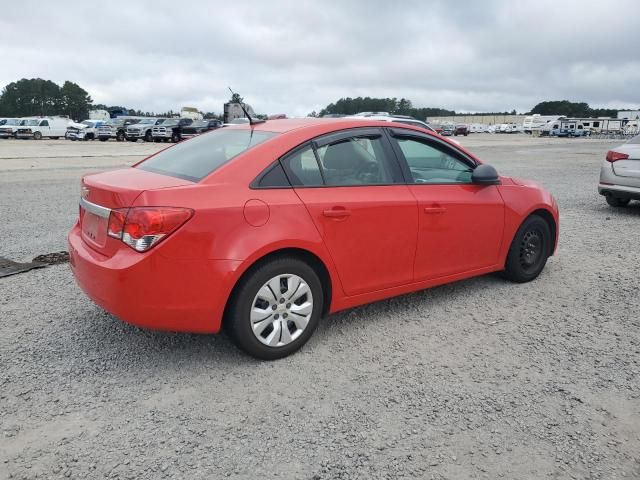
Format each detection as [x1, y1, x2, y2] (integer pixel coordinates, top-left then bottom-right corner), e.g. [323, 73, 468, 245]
[171, 132, 181, 143]
[225, 257, 323, 360]
[605, 195, 630, 207]
[502, 215, 551, 283]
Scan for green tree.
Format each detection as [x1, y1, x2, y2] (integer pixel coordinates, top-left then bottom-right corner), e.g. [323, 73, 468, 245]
[60, 81, 92, 120]
[318, 97, 455, 119]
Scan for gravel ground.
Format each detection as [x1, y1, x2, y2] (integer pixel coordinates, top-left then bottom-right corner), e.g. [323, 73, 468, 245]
[1, 136, 639, 479]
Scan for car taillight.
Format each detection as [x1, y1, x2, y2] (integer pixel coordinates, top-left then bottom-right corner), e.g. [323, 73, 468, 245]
[107, 209, 127, 239]
[606, 151, 629, 162]
[107, 207, 193, 252]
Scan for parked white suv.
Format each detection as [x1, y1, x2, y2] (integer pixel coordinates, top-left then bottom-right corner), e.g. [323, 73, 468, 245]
[15, 117, 71, 139]
[0, 118, 26, 138]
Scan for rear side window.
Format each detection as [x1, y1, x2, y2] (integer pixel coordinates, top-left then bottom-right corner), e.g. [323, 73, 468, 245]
[316, 136, 394, 186]
[281, 145, 323, 186]
[138, 129, 277, 182]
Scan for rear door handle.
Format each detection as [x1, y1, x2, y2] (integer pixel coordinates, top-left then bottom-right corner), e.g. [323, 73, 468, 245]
[423, 207, 446, 214]
[323, 208, 352, 218]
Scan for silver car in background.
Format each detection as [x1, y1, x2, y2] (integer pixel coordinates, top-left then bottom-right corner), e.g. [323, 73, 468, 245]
[599, 134, 640, 207]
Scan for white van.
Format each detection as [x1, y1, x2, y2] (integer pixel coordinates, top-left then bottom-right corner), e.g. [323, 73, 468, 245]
[15, 117, 71, 139]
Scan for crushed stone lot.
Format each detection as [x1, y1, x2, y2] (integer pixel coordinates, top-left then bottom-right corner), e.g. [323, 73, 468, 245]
[1, 136, 639, 479]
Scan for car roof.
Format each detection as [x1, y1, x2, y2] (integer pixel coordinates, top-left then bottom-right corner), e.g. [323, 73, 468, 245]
[234, 117, 435, 134]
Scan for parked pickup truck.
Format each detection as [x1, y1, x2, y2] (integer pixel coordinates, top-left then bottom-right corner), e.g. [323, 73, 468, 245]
[15, 117, 71, 139]
[97, 118, 140, 142]
[126, 118, 166, 142]
[180, 119, 222, 139]
[151, 118, 193, 143]
[454, 124, 469, 136]
[67, 120, 105, 141]
[0, 118, 26, 138]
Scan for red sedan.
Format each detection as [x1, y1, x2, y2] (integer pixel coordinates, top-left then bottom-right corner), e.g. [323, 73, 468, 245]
[68, 118, 559, 359]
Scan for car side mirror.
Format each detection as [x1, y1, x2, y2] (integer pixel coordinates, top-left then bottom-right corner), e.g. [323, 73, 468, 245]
[472, 164, 500, 185]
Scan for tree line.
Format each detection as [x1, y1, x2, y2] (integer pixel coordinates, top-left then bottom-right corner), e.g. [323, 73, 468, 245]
[0, 78, 224, 121]
[0, 79, 631, 121]
[529, 100, 618, 118]
[0, 78, 93, 120]
[314, 97, 629, 119]
[311, 97, 456, 118]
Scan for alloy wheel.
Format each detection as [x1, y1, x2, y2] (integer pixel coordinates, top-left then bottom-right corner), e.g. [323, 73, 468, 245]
[250, 274, 313, 347]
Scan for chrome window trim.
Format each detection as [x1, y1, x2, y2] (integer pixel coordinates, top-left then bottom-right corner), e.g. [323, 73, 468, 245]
[79, 197, 112, 218]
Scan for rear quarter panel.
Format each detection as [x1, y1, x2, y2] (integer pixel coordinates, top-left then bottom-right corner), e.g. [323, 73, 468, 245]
[135, 182, 346, 311]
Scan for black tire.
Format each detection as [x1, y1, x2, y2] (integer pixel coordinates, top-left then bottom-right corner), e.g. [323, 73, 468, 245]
[116, 131, 125, 142]
[171, 132, 181, 143]
[225, 257, 324, 360]
[502, 215, 551, 283]
[33, 131, 42, 140]
[605, 195, 630, 207]
[144, 130, 153, 142]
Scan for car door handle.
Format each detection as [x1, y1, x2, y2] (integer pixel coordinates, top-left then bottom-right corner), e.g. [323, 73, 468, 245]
[423, 207, 446, 214]
[323, 209, 352, 218]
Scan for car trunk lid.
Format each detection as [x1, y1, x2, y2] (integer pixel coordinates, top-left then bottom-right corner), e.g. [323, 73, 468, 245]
[80, 168, 193, 252]
[611, 145, 640, 178]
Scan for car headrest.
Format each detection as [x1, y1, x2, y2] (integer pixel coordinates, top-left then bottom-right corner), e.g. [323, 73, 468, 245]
[322, 140, 370, 171]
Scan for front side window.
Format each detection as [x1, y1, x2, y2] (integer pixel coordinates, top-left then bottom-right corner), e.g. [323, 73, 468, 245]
[40, 120, 49, 127]
[394, 137, 473, 184]
[138, 128, 277, 182]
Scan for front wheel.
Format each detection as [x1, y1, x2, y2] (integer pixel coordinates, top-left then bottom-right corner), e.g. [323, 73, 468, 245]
[171, 132, 181, 143]
[502, 215, 551, 283]
[33, 131, 42, 140]
[144, 131, 153, 142]
[225, 257, 323, 360]
[116, 131, 125, 142]
[606, 196, 630, 207]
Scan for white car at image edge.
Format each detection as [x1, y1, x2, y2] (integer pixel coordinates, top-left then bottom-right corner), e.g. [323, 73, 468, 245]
[598, 134, 640, 207]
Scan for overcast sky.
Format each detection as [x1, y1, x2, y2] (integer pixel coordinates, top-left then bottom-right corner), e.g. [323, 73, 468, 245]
[1, 0, 638, 116]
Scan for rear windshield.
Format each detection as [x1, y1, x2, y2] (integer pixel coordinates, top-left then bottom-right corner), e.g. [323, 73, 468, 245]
[137, 128, 277, 182]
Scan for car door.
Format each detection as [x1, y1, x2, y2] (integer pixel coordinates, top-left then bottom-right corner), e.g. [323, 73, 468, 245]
[387, 129, 504, 281]
[39, 119, 50, 136]
[281, 129, 418, 296]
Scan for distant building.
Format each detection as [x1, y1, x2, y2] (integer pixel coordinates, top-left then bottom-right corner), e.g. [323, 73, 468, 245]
[618, 110, 640, 120]
[224, 102, 256, 123]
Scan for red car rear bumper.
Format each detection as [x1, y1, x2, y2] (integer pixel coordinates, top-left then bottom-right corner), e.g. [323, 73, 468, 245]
[68, 223, 240, 333]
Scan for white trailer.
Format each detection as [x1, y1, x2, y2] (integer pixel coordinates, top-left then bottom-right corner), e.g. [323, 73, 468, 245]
[89, 110, 110, 121]
[180, 107, 203, 121]
[522, 114, 563, 133]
